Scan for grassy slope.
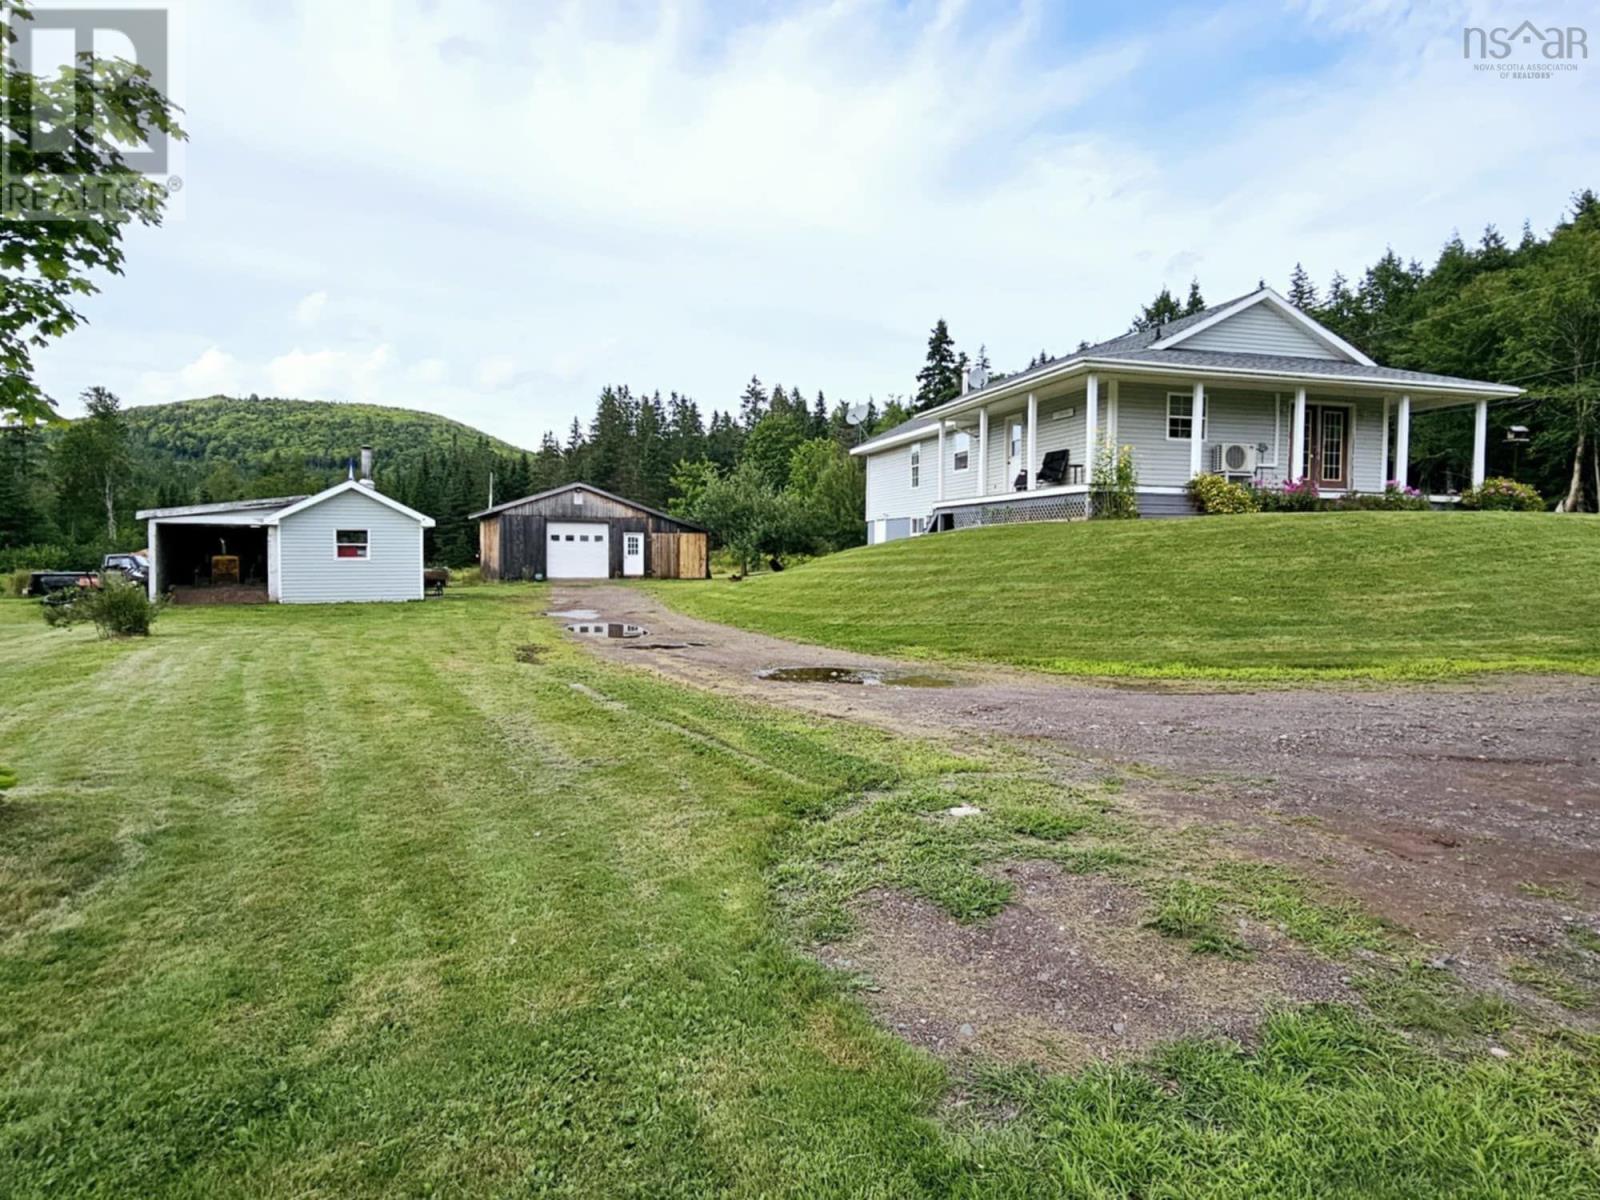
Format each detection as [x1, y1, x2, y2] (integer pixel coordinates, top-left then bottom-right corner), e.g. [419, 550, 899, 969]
[1, 592, 1596, 1196]
[654, 512, 1600, 680]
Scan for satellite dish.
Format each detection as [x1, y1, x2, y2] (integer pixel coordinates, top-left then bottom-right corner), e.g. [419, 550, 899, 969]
[966, 364, 990, 392]
[844, 403, 870, 427]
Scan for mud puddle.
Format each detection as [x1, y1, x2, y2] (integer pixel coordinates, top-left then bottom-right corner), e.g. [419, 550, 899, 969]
[567, 622, 648, 639]
[758, 665, 956, 688]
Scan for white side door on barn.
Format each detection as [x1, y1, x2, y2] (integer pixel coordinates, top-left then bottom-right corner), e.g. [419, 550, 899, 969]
[547, 522, 610, 578]
[622, 531, 645, 577]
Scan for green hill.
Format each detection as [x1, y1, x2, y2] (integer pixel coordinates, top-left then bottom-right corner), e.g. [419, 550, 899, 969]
[124, 395, 527, 475]
[652, 513, 1600, 681]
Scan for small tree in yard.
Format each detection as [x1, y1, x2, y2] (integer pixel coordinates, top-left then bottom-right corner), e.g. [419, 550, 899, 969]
[673, 460, 798, 576]
[42, 576, 164, 637]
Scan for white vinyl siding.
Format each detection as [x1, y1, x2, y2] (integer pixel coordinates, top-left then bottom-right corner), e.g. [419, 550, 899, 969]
[1181, 304, 1342, 359]
[266, 526, 282, 601]
[865, 442, 926, 524]
[1116, 381, 1193, 485]
[275, 488, 424, 603]
[941, 428, 979, 501]
[1206, 390, 1283, 474]
[1034, 390, 1086, 478]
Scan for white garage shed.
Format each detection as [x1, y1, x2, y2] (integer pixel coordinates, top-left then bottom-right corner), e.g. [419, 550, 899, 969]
[138, 471, 436, 605]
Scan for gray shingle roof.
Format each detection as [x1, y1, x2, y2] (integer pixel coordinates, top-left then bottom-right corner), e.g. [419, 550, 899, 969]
[854, 290, 1515, 454]
[1089, 346, 1505, 387]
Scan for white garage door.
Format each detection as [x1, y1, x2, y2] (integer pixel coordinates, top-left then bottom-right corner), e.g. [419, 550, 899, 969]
[547, 522, 610, 579]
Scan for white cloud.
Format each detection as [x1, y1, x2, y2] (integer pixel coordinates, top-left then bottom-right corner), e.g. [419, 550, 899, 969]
[293, 290, 329, 325]
[32, 0, 1600, 449]
[266, 344, 394, 401]
[137, 345, 243, 402]
[410, 357, 449, 385]
[475, 355, 522, 390]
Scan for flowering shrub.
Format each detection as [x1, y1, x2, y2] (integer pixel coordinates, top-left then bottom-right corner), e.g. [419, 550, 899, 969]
[1188, 473, 1260, 514]
[1459, 476, 1544, 512]
[1254, 477, 1322, 512]
[1090, 444, 1139, 520]
[1334, 483, 1429, 511]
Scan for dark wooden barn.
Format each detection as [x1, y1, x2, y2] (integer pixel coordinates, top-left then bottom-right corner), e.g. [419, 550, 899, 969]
[471, 483, 710, 581]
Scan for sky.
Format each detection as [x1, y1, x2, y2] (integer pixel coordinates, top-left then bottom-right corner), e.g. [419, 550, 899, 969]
[29, 0, 1600, 450]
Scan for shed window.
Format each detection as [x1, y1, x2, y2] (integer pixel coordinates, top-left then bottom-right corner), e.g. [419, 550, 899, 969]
[335, 529, 369, 559]
[1167, 392, 1208, 441]
[910, 442, 921, 489]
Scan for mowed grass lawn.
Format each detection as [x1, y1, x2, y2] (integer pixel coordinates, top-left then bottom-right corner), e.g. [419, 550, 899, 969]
[2, 590, 1598, 1197]
[654, 512, 1600, 680]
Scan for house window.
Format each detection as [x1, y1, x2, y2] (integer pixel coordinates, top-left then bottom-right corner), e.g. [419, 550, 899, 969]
[951, 431, 971, 472]
[910, 516, 927, 535]
[910, 442, 921, 489]
[335, 529, 369, 559]
[1167, 392, 1208, 441]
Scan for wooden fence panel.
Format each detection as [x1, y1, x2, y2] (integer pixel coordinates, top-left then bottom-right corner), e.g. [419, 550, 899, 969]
[677, 533, 707, 579]
[651, 533, 677, 579]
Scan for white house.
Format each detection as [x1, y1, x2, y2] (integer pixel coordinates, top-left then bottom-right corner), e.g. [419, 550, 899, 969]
[136, 450, 436, 604]
[853, 287, 1522, 541]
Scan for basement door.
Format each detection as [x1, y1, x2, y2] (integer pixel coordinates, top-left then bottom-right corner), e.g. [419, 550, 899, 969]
[546, 522, 611, 579]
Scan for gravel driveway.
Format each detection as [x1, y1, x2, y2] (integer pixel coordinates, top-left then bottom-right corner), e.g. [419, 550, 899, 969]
[552, 583, 1600, 967]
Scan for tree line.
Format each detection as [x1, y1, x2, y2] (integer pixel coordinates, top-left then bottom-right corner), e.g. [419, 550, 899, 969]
[6, 189, 1598, 576]
[0, 378, 899, 572]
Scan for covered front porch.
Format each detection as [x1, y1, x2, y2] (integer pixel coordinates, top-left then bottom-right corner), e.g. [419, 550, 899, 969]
[914, 370, 1493, 526]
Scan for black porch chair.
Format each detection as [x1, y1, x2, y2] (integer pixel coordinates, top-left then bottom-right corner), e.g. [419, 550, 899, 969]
[1032, 449, 1084, 488]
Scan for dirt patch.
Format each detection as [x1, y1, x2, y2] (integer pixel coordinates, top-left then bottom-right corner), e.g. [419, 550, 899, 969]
[817, 861, 1355, 1069]
[513, 644, 546, 664]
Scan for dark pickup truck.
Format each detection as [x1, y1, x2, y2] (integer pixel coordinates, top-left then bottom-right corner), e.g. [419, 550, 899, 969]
[26, 570, 97, 597]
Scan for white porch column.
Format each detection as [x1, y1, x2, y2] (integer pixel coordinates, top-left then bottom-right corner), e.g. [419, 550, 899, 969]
[1084, 373, 1099, 485]
[1188, 381, 1206, 479]
[1026, 392, 1038, 490]
[977, 408, 988, 496]
[1290, 387, 1307, 481]
[1395, 394, 1412, 488]
[146, 519, 159, 601]
[1380, 397, 1391, 485]
[936, 422, 946, 502]
[1471, 399, 1488, 487]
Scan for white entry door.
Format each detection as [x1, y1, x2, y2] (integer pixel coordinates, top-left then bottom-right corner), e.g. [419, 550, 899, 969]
[547, 522, 610, 578]
[1006, 419, 1025, 488]
[622, 531, 645, 577]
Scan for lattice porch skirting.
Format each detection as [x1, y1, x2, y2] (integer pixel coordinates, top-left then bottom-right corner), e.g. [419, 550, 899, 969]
[945, 493, 1091, 529]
